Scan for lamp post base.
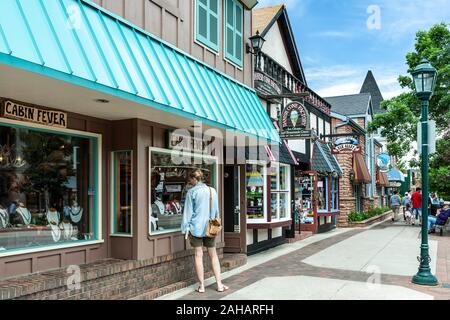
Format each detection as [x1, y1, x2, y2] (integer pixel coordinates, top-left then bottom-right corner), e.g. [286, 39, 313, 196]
[412, 271, 439, 286]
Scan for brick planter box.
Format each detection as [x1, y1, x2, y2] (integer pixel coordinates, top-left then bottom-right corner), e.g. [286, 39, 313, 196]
[347, 210, 393, 228]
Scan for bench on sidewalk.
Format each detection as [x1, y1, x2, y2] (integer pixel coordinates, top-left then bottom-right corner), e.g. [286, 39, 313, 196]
[434, 219, 450, 236]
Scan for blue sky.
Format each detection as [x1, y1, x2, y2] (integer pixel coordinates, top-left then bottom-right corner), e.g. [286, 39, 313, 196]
[256, 0, 450, 99]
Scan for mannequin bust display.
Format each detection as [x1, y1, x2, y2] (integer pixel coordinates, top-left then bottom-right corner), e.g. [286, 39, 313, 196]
[16, 202, 31, 226]
[154, 196, 165, 216]
[0, 204, 8, 228]
[171, 200, 181, 215]
[60, 218, 74, 241]
[46, 208, 60, 225]
[70, 201, 83, 224]
[49, 220, 61, 242]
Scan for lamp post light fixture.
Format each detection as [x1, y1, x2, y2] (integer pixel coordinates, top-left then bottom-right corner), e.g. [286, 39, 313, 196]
[246, 30, 265, 55]
[411, 58, 438, 286]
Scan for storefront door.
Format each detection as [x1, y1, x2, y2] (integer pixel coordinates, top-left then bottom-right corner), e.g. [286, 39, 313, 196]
[224, 165, 245, 253]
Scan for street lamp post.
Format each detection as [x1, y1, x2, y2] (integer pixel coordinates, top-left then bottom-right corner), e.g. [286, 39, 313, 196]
[411, 59, 438, 286]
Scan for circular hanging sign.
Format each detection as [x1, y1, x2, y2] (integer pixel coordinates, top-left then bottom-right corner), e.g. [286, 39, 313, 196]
[377, 153, 391, 172]
[281, 102, 308, 131]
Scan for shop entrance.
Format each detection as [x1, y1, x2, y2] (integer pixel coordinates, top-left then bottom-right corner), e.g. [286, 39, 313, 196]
[224, 165, 245, 253]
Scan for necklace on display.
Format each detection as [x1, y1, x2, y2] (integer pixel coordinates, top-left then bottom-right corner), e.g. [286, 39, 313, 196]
[46, 209, 60, 225]
[60, 221, 74, 240]
[172, 201, 181, 214]
[155, 200, 164, 215]
[70, 203, 83, 223]
[17, 206, 31, 225]
[49, 223, 61, 242]
[0, 208, 8, 228]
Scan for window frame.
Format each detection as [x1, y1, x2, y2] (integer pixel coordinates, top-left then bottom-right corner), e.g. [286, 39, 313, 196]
[0, 118, 103, 258]
[269, 162, 291, 222]
[317, 175, 329, 213]
[195, 0, 220, 53]
[245, 160, 267, 223]
[148, 146, 219, 236]
[331, 177, 339, 211]
[110, 150, 133, 237]
[224, 0, 244, 67]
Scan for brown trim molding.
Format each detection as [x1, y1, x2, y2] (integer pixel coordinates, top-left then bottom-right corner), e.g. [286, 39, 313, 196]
[247, 220, 292, 229]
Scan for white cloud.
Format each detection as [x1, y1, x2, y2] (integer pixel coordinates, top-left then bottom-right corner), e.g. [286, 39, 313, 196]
[306, 64, 407, 100]
[316, 82, 362, 98]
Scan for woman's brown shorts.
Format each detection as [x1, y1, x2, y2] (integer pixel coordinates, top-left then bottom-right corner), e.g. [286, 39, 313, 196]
[189, 233, 215, 248]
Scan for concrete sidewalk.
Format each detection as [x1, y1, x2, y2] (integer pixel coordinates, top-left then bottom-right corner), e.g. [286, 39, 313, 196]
[158, 220, 449, 300]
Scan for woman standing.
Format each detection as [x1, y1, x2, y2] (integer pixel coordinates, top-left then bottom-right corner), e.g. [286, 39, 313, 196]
[181, 169, 229, 294]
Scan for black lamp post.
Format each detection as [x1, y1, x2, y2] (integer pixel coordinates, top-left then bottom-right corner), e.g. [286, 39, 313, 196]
[411, 58, 438, 286]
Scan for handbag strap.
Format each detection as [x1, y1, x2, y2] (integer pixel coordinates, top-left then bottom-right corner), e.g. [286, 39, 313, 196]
[209, 187, 213, 219]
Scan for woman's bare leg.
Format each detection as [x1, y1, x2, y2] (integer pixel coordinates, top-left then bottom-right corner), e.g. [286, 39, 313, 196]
[194, 247, 205, 291]
[208, 247, 224, 290]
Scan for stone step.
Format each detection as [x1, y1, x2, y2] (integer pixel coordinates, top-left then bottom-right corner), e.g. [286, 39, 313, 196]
[127, 254, 247, 300]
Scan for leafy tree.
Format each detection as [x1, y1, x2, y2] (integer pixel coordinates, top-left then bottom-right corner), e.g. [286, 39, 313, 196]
[369, 23, 450, 162]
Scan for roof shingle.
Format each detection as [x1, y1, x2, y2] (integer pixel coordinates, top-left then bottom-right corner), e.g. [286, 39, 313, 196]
[324, 93, 371, 116]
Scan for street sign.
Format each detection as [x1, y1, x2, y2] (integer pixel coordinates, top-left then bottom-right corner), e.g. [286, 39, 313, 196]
[417, 120, 436, 154]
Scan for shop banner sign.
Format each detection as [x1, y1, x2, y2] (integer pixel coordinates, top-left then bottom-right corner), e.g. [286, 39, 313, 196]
[168, 131, 214, 154]
[331, 137, 361, 154]
[1, 101, 67, 128]
[279, 102, 310, 139]
[254, 71, 282, 96]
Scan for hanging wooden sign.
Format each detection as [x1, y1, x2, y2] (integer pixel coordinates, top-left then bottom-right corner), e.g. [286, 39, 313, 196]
[331, 137, 361, 154]
[1, 100, 67, 128]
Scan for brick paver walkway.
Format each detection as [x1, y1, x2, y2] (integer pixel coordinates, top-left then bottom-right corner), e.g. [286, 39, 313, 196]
[179, 222, 450, 300]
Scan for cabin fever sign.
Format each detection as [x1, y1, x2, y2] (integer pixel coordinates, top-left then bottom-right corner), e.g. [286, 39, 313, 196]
[1, 101, 67, 128]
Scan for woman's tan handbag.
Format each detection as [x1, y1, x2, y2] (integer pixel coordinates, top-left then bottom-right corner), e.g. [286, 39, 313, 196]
[206, 187, 222, 238]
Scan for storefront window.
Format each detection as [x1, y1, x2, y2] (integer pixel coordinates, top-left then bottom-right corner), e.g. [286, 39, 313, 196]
[0, 124, 98, 252]
[149, 148, 217, 235]
[317, 176, 328, 211]
[246, 163, 265, 220]
[112, 151, 132, 235]
[270, 163, 290, 220]
[296, 173, 314, 224]
[331, 177, 339, 211]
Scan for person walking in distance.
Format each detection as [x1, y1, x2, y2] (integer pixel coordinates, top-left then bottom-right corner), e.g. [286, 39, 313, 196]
[411, 188, 422, 225]
[390, 190, 401, 222]
[181, 169, 229, 294]
[402, 191, 412, 221]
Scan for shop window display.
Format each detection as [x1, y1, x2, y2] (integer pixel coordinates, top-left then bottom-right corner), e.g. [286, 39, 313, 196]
[112, 151, 132, 235]
[317, 176, 328, 211]
[0, 124, 97, 252]
[270, 164, 290, 220]
[296, 174, 314, 224]
[149, 148, 217, 235]
[246, 163, 265, 220]
[331, 177, 339, 211]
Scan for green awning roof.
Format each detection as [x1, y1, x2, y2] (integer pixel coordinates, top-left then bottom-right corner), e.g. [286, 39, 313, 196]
[0, 0, 279, 143]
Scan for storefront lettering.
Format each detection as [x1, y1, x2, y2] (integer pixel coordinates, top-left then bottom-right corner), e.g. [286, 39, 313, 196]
[254, 71, 282, 95]
[331, 136, 361, 154]
[168, 131, 214, 154]
[2, 101, 67, 128]
[280, 102, 309, 139]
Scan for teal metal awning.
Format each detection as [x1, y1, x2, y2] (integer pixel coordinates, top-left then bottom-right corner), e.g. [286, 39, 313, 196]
[0, 0, 279, 143]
